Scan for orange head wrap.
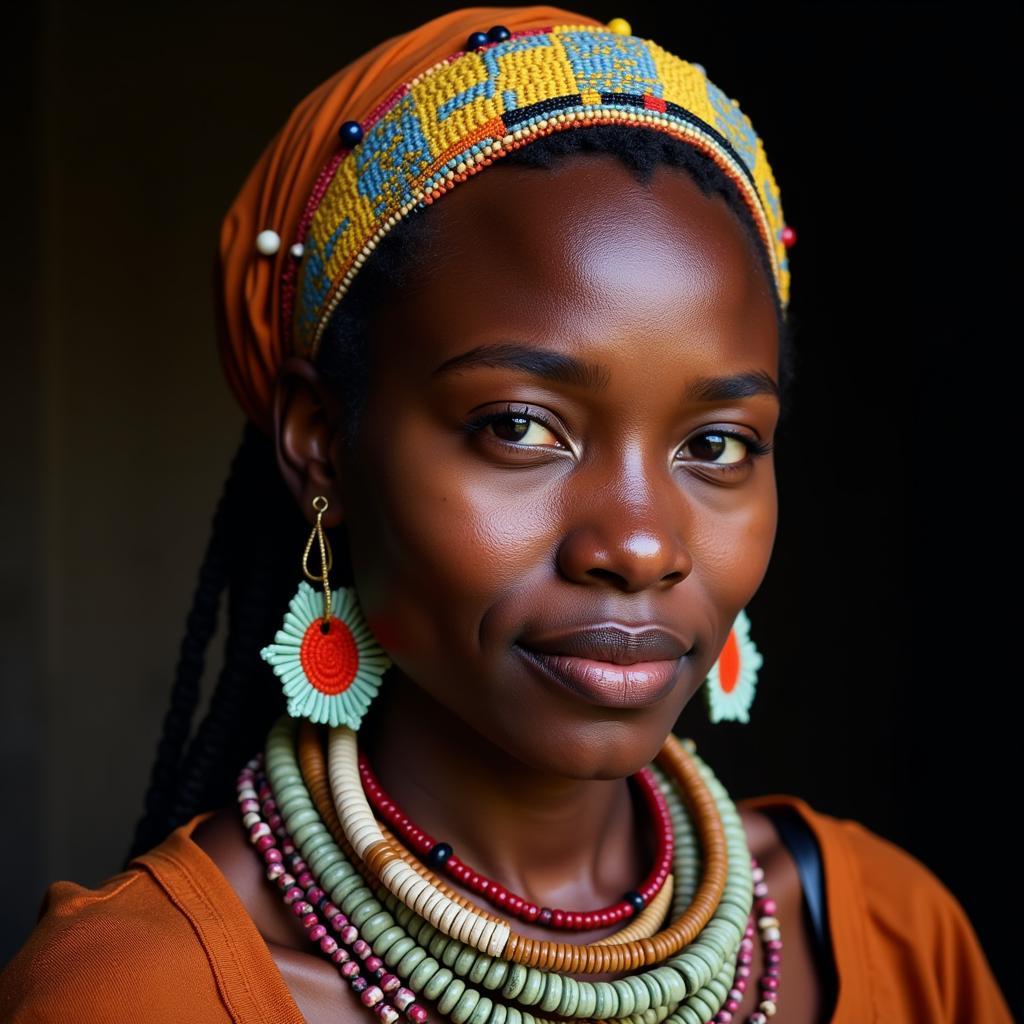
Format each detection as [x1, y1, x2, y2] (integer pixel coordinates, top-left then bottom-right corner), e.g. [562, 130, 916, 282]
[215, 5, 791, 436]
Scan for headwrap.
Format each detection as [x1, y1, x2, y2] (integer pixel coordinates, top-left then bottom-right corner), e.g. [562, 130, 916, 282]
[216, 6, 792, 435]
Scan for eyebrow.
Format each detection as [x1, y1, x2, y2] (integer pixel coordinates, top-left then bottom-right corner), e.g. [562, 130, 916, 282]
[432, 341, 780, 403]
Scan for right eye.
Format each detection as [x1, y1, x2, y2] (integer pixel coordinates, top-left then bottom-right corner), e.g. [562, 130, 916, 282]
[463, 405, 567, 450]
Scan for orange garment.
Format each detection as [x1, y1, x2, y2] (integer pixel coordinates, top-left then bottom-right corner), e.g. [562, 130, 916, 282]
[0, 794, 1012, 1023]
[216, 4, 609, 437]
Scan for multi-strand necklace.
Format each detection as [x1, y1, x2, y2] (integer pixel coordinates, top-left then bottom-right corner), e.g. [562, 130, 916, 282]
[236, 714, 783, 1023]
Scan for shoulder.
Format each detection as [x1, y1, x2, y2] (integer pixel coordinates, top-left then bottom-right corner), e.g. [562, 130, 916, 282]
[812, 802, 983, 935]
[743, 791, 965, 912]
[0, 853, 232, 1022]
[830, 809, 1012, 1019]
[744, 793, 1013, 1021]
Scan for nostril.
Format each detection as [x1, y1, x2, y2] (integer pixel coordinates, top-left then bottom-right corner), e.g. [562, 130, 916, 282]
[587, 567, 628, 587]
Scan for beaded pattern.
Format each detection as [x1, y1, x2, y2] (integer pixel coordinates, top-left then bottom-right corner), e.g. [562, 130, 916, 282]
[360, 750, 675, 930]
[260, 581, 392, 730]
[237, 756, 432, 1023]
[262, 713, 763, 1023]
[703, 609, 762, 726]
[291, 23, 789, 359]
[328, 721, 735, 972]
[242, 748, 783, 1023]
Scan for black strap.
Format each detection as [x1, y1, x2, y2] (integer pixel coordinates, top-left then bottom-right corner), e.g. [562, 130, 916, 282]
[759, 803, 840, 1019]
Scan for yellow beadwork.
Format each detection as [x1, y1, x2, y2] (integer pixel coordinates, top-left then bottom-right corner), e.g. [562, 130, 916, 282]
[294, 23, 791, 360]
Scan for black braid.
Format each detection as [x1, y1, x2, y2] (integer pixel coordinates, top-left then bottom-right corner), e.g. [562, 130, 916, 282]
[122, 423, 308, 866]
[126, 123, 798, 862]
[123, 436, 238, 861]
[169, 427, 303, 828]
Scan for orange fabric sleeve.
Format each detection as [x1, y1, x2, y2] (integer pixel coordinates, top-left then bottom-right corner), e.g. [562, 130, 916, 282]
[0, 870, 234, 1022]
[742, 792, 1014, 1023]
[837, 815, 1013, 1023]
[0, 811, 304, 1023]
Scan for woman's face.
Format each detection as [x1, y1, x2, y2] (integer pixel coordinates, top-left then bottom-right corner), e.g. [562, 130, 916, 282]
[282, 151, 780, 780]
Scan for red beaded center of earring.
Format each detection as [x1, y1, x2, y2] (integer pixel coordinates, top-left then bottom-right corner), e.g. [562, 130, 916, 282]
[300, 616, 359, 695]
[719, 629, 740, 694]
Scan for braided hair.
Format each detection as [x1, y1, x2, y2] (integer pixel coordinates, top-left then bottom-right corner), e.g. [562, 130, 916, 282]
[124, 123, 796, 866]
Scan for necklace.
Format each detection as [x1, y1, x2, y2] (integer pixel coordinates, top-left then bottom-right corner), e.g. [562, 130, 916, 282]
[350, 747, 677, 946]
[262, 713, 751, 1019]
[239, 757, 430, 1024]
[328, 722, 732, 971]
[243, 715, 784, 1023]
[358, 749, 675, 930]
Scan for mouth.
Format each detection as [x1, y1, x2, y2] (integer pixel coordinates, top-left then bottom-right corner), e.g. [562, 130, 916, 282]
[514, 643, 685, 710]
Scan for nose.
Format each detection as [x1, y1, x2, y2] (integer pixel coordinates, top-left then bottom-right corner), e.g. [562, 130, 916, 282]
[555, 456, 693, 593]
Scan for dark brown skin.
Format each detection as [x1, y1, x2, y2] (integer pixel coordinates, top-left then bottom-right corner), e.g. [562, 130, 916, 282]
[193, 153, 827, 1023]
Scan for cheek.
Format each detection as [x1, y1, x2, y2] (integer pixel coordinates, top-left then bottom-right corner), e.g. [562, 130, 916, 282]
[689, 468, 777, 657]
[342, 412, 557, 664]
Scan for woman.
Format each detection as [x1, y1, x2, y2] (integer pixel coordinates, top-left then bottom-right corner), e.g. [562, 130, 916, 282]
[0, 6, 1011, 1023]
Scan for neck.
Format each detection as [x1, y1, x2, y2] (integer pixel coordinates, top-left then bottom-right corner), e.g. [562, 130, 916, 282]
[356, 672, 654, 922]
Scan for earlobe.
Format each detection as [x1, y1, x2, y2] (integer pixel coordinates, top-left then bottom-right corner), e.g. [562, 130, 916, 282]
[272, 356, 346, 526]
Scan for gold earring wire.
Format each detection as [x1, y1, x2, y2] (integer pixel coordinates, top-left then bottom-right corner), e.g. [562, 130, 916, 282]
[302, 495, 334, 629]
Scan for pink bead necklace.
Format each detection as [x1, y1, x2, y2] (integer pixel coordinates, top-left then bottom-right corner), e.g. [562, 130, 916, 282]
[238, 748, 784, 1023]
[237, 754, 431, 1024]
[716, 860, 782, 1023]
[358, 751, 675, 930]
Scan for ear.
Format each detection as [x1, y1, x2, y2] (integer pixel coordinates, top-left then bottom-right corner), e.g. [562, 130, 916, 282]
[272, 356, 348, 528]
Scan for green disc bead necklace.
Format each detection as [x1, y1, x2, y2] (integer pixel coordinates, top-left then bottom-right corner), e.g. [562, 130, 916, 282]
[262, 715, 755, 1024]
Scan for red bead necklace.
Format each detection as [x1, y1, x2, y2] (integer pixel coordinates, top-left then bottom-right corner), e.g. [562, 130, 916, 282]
[357, 752, 675, 930]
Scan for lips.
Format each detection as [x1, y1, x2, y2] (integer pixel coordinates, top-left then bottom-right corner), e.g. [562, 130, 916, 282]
[514, 623, 691, 710]
[517, 624, 690, 665]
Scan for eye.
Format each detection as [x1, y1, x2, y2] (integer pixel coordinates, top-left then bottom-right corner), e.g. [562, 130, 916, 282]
[463, 404, 566, 449]
[679, 429, 773, 470]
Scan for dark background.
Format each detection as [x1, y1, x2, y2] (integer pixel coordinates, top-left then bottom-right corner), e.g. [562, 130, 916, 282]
[2, 0, 1018, 1011]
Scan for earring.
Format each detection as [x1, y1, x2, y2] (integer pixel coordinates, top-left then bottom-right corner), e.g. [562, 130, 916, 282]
[703, 608, 762, 724]
[260, 495, 392, 730]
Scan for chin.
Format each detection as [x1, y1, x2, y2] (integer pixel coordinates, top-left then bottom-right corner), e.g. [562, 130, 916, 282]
[460, 653, 699, 779]
[470, 699, 686, 781]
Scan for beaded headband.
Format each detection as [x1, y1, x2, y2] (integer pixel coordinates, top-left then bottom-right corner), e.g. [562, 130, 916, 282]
[261, 17, 794, 363]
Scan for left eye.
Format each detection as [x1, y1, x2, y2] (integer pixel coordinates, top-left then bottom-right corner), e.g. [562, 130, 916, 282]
[466, 408, 564, 448]
[680, 431, 753, 465]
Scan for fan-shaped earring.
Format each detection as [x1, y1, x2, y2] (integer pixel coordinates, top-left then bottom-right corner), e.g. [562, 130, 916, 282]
[260, 496, 391, 730]
[703, 608, 762, 724]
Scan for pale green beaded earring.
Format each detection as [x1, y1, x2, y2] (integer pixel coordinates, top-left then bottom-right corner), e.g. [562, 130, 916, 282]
[703, 608, 763, 724]
[260, 495, 392, 730]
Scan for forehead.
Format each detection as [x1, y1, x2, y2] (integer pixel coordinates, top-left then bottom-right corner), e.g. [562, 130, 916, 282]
[370, 151, 778, 378]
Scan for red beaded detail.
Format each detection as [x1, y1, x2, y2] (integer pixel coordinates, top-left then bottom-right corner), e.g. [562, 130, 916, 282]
[358, 753, 674, 930]
[239, 747, 783, 1024]
[780, 224, 797, 248]
[299, 614, 359, 695]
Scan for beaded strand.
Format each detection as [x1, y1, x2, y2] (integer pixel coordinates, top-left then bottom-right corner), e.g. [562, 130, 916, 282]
[710, 861, 783, 1024]
[647, 763, 783, 1023]
[236, 756, 432, 1024]
[329, 722, 735, 971]
[239, 732, 784, 1024]
[359, 750, 674, 930]
[263, 714, 754, 1023]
